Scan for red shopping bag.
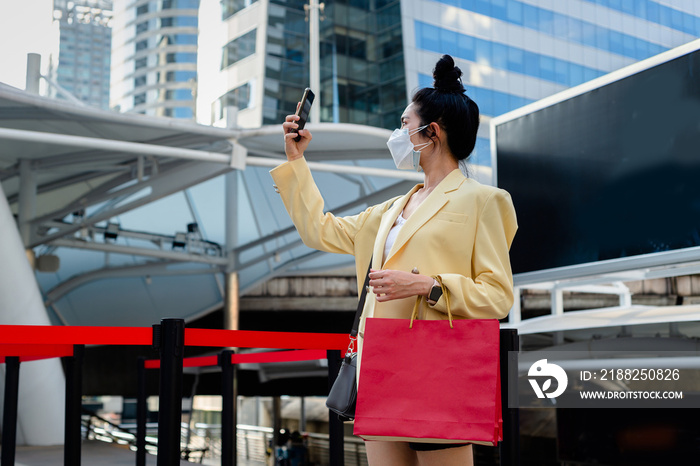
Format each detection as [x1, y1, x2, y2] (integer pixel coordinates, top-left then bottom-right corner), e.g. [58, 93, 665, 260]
[354, 317, 502, 445]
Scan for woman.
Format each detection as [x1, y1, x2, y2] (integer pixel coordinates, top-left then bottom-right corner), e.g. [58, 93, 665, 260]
[272, 55, 517, 466]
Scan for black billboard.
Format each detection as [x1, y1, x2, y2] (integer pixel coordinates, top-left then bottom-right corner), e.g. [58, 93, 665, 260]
[495, 46, 700, 276]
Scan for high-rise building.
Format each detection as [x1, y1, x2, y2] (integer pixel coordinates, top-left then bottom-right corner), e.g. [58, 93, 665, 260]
[198, 0, 405, 129]
[200, 0, 700, 169]
[51, 0, 113, 109]
[111, 0, 199, 118]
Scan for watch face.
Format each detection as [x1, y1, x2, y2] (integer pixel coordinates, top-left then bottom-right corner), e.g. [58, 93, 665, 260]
[429, 286, 443, 302]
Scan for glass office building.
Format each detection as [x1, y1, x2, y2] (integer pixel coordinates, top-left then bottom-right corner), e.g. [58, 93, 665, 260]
[316, 0, 405, 128]
[199, 0, 405, 129]
[111, 0, 199, 118]
[202, 0, 699, 169]
[51, 0, 113, 109]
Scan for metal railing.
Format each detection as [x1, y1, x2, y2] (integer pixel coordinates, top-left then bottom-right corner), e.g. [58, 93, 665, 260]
[306, 432, 367, 466]
[83, 414, 368, 465]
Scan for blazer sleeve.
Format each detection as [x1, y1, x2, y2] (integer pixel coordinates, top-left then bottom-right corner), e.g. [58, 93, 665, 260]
[270, 157, 395, 256]
[432, 189, 518, 319]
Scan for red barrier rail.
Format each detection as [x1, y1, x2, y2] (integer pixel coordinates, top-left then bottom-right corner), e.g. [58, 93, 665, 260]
[0, 325, 350, 349]
[0, 346, 74, 363]
[184, 328, 349, 350]
[145, 355, 216, 369]
[144, 349, 329, 369]
[232, 349, 327, 364]
[0, 325, 152, 345]
[0, 344, 74, 363]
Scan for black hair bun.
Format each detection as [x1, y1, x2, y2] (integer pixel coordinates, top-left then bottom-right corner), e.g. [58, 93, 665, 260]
[433, 55, 465, 93]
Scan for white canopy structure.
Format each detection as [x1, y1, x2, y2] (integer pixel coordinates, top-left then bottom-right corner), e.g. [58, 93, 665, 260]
[0, 82, 429, 327]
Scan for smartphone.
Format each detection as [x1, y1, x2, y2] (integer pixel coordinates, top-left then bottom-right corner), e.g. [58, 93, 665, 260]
[294, 88, 315, 142]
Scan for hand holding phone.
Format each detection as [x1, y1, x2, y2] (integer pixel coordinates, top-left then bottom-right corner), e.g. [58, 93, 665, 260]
[294, 88, 315, 142]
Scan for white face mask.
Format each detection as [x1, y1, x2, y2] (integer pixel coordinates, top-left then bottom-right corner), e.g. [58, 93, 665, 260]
[386, 125, 433, 171]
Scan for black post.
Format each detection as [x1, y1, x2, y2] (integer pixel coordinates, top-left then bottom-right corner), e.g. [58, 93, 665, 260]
[156, 319, 185, 466]
[136, 356, 147, 466]
[64, 344, 85, 466]
[327, 349, 344, 466]
[499, 329, 520, 466]
[220, 350, 237, 466]
[1, 356, 20, 466]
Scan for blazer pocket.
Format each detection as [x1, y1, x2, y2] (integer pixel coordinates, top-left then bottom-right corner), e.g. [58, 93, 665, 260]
[434, 211, 468, 223]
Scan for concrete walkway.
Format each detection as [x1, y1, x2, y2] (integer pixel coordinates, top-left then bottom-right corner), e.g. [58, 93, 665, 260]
[9, 440, 267, 466]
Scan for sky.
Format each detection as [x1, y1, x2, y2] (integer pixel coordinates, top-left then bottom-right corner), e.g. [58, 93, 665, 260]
[0, 0, 57, 89]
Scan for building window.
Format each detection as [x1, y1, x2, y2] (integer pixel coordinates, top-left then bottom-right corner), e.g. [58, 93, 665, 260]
[162, 0, 200, 10]
[222, 0, 258, 20]
[216, 82, 252, 120]
[221, 29, 257, 69]
[166, 52, 197, 63]
[135, 57, 148, 69]
[136, 21, 149, 34]
[136, 4, 149, 15]
[134, 75, 147, 87]
[163, 106, 194, 119]
[159, 15, 198, 27]
[135, 40, 149, 51]
[175, 16, 198, 27]
[165, 88, 194, 100]
[134, 93, 146, 106]
[166, 34, 198, 45]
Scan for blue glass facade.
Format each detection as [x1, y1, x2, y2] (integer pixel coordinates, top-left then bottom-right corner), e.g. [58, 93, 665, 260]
[434, 0, 668, 60]
[581, 0, 700, 36]
[416, 21, 605, 87]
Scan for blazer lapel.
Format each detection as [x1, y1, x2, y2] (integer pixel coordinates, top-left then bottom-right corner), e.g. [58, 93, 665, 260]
[372, 185, 421, 269]
[384, 169, 466, 266]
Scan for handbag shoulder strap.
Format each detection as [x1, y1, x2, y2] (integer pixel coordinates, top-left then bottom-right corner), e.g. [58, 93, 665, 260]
[350, 258, 372, 338]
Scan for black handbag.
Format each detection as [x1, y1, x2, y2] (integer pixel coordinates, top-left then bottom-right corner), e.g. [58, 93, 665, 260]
[326, 260, 372, 420]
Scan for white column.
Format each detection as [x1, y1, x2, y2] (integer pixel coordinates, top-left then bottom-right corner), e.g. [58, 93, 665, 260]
[551, 287, 564, 345]
[0, 180, 66, 445]
[224, 172, 239, 334]
[18, 159, 36, 246]
[309, 0, 321, 123]
[551, 288, 564, 316]
[25, 53, 41, 95]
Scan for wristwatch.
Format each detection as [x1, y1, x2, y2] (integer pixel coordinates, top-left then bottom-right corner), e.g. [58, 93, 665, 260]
[426, 279, 443, 305]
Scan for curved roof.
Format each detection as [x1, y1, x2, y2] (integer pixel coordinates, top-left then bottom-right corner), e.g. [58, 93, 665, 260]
[0, 83, 425, 326]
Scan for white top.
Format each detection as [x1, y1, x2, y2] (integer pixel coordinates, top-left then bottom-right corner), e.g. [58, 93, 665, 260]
[383, 211, 407, 263]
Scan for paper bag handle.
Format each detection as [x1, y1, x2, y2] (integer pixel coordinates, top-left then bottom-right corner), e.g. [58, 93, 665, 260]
[410, 275, 453, 329]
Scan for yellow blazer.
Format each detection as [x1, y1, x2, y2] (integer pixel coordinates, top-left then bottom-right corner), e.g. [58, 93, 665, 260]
[270, 157, 518, 329]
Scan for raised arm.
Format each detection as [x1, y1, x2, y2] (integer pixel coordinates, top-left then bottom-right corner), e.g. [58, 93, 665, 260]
[271, 157, 393, 255]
